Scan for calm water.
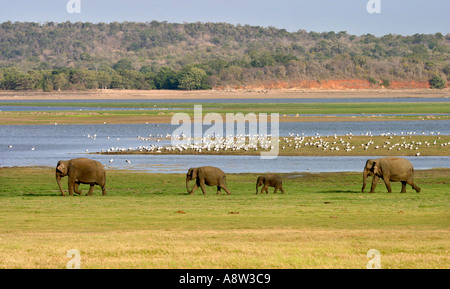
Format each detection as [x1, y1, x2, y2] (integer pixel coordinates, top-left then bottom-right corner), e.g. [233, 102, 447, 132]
[1, 97, 448, 172]
[1, 121, 448, 172]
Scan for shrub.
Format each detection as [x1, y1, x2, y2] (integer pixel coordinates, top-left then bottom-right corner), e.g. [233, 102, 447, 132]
[429, 75, 447, 89]
[368, 77, 377, 85]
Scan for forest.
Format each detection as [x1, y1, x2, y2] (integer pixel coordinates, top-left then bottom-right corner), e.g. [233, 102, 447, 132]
[0, 21, 449, 91]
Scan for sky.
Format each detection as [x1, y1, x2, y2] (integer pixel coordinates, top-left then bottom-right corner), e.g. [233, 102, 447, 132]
[0, 0, 449, 36]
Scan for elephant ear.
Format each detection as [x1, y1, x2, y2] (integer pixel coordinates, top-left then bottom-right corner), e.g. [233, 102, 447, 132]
[191, 168, 198, 179]
[373, 161, 381, 176]
[57, 162, 67, 175]
[365, 159, 374, 170]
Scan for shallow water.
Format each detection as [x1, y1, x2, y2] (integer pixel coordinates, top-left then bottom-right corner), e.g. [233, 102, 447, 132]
[0, 122, 448, 172]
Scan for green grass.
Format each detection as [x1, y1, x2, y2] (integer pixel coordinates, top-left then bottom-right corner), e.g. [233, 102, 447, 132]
[0, 167, 448, 268]
[2, 101, 450, 114]
[1, 102, 449, 125]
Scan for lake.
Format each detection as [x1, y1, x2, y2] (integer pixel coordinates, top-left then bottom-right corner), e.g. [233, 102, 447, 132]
[1, 121, 449, 173]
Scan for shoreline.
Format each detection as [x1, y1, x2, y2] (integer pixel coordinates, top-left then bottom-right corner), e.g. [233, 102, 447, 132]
[0, 88, 449, 100]
[0, 113, 448, 125]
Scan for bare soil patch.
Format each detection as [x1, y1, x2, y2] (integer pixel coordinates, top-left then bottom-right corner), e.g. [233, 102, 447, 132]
[0, 88, 449, 100]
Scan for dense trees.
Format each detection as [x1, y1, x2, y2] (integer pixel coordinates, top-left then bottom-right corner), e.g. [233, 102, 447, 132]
[0, 21, 448, 90]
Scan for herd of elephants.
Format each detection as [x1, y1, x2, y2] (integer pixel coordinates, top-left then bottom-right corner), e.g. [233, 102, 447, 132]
[55, 156, 421, 196]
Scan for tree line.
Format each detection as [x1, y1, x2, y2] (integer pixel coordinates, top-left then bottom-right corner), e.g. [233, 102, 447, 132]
[0, 64, 209, 91]
[0, 21, 449, 90]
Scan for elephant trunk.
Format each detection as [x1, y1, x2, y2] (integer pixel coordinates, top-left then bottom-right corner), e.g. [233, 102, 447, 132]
[361, 169, 368, 193]
[256, 181, 260, 194]
[56, 172, 65, 196]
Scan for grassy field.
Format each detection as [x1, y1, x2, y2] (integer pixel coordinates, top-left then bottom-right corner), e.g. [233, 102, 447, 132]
[0, 167, 448, 269]
[1, 102, 449, 125]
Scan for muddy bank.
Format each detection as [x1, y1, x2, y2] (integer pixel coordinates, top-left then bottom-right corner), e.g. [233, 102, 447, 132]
[0, 87, 449, 100]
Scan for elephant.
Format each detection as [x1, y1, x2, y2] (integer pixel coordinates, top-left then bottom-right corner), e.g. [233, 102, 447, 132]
[361, 157, 421, 193]
[186, 166, 231, 195]
[56, 158, 107, 196]
[256, 174, 285, 194]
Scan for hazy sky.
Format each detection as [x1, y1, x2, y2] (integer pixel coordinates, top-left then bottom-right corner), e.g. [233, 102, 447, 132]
[0, 0, 448, 36]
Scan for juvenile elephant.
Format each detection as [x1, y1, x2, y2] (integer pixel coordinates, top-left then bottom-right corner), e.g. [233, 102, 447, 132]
[361, 157, 421, 193]
[56, 158, 107, 196]
[186, 166, 231, 195]
[256, 174, 285, 194]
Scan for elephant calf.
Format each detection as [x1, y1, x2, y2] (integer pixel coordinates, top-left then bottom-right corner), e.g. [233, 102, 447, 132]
[186, 166, 231, 195]
[362, 157, 421, 193]
[256, 174, 285, 194]
[56, 158, 107, 196]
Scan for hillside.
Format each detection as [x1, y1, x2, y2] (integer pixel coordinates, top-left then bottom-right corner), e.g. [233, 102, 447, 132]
[0, 21, 449, 91]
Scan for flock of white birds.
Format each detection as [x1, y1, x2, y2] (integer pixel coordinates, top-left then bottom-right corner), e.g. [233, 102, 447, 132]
[7, 131, 447, 164]
[98, 131, 448, 161]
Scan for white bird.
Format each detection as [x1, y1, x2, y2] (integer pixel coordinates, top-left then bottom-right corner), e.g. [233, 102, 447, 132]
[8, 145, 12, 148]
[109, 159, 114, 163]
[31, 147, 35, 151]
[126, 160, 131, 164]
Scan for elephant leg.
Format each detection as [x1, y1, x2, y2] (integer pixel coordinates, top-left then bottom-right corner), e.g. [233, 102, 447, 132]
[199, 181, 208, 195]
[221, 186, 232, 195]
[219, 183, 232, 195]
[218, 178, 231, 195]
[383, 178, 392, 193]
[408, 180, 421, 193]
[101, 185, 107, 196]
[68, 179, 75, 196]
[189, 183, 198, 195]
[86, 184, 94, 196]
[263, 185, 269, 194]
[280, 185, 285, 194]
[74, 183, 83, 195]
[216, 186, 222, 195]
[273, 186, 279, 194]
[369, 176, 379, 193]
[400, 181, 407, 193]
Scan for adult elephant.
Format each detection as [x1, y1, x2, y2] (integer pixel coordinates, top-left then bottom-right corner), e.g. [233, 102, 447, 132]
[56, 158, 107, 196]
[256, 174, 285, 194]
[186, 166, 231, 195]
[361, 157, 421, 193]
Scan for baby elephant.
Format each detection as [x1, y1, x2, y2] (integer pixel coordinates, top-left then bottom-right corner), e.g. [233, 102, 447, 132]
[256, 174, 285, 194]
[186, 166, 231, 195]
